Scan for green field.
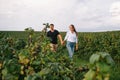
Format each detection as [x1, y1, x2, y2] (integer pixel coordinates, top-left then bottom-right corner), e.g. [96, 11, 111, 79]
[0, 31, 120, 80]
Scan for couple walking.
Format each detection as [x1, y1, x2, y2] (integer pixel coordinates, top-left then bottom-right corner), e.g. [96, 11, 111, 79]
[47, 24, 78, 59]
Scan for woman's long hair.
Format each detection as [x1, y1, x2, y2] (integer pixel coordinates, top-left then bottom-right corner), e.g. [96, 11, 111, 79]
[70, 24, 78, 36]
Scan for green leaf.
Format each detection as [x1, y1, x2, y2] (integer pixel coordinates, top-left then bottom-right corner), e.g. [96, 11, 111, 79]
[2, 68, 8, 77]
[39, 68, 51, 76]
[99, 52, 109, 58]
[90, 54, 100, 64]
[96, 62, 110, 73]
[84, 69, 96, 80]
[63, 76, 71, 80]
[96, 74, 102, 80]
[31, 61, 40, 65]
[105, 55, 115, 66]
[25, 75, 33, 80]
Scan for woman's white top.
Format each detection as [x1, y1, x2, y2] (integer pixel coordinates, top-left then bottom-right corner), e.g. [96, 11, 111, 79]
[64, 31, 78, 43]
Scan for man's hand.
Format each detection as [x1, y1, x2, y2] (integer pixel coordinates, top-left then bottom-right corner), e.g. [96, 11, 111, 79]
[62, 41, 65, 45]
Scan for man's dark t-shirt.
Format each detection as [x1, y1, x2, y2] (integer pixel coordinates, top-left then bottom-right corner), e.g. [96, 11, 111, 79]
[47, 30, 60, 44]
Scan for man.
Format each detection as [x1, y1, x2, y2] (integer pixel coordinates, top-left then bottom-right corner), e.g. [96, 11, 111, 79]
[47, 24, 63, 52]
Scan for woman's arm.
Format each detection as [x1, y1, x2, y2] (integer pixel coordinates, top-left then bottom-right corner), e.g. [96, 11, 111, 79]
[76, 43, 78, 50]
[62, 32, 69, 45]
[64, 31, 69, 41]
[75, 36, 78, 50]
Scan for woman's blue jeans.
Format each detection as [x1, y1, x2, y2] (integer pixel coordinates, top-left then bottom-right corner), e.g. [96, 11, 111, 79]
[66, 41, 75, 59]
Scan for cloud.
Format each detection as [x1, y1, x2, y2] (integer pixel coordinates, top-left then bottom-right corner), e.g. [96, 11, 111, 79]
[0, 0, 120, 31]
[0, 0, 77, 28]
[110, 1, 120, 24]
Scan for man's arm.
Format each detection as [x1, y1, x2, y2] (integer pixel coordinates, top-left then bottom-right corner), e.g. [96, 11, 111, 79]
[46, 31, 49, 37]
[58, 34, 63, 45]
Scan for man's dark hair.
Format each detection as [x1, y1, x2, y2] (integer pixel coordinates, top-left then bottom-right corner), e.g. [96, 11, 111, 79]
[50, 24, 54, 27]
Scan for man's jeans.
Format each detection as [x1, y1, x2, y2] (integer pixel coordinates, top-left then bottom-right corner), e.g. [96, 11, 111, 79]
[66, 41, 75, 59]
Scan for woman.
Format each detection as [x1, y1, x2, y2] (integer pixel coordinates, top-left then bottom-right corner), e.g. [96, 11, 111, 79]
[62, 24, 78, 59]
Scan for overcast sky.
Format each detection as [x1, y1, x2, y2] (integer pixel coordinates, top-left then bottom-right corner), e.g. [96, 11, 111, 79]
[0, 0, 120, 32]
